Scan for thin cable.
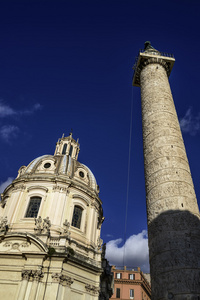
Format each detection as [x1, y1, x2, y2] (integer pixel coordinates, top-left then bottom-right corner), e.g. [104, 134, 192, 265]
[122, 86, 134, 268]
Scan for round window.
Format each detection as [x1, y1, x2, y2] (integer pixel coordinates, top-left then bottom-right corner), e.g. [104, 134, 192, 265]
[79, 171, 85, 178]
[44, 162, 51, 169]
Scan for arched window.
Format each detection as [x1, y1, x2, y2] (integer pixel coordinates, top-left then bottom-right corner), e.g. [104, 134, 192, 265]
[25, 196, 41, 218]
[69, 145, 73, 156]
[62, 143, 67, 155]
[71, 205, 83, 229]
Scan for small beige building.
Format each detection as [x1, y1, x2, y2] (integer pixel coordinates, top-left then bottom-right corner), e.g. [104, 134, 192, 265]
[0, 134, 106, 299]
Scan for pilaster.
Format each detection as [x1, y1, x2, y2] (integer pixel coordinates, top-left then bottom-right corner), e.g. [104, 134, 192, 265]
[28, 270, 44, 300]
[17, 270, 32, 300]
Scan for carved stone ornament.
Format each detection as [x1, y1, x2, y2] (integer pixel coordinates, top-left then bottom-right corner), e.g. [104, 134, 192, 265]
[34, 216, 43, 234]
[12, 243, 20, 250]
[97, 236, 103, 250]
[60, 275, 73, 287]
[17, 166, 26, 178]
[32, 270, 44, 281]
[1, 196, 8, 208]
[43, 217, 51, 234]
[12, 184, 26, 191]
[22, 270, 32, 281]
[97, 216, 105, 229]
[34, 216, 51, 234]
[3, 241, 12, 247]
[2, 241, 30, 251]
[85, 284, 99, 295]
[63, 219, 70, 232]
[101, 243, 106, 259]
[52, 273, 61, 283]
[0, 216, 8, 232]
[21, 242, 30, 248]
[22, 270, 43, 282]
[51, 273, 73, 286]
[63, 219, 71, 237]
[53, 186, 67, 192]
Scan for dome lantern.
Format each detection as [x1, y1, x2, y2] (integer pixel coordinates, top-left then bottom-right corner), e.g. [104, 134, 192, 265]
[54, 132, 80, 160]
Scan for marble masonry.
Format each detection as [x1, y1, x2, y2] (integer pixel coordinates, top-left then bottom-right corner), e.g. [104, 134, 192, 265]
[133, 42, 200, 300]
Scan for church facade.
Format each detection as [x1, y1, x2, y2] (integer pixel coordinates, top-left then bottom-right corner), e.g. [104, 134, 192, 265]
[0, 134, 112, 299]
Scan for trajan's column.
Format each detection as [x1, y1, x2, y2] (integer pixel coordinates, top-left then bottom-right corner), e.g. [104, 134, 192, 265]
[133, 42, 200, 300]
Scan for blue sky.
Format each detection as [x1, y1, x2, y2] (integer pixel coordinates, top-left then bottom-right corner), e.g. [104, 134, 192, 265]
[0, 0, 200, 272]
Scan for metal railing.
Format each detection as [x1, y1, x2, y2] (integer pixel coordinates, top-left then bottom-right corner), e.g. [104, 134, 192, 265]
[132, 49, 174, 75]
[139, 48, 174, 58]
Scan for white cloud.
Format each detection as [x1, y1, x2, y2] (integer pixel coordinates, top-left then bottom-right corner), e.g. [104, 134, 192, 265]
[179, 107, 200, 136]
[0, 125, 19, 142]
[0, 177, 13, 194]
[0, 100, 42, 143]
[0, 101, 16, 117]
[106, 230, 150, 273]
[0, 100, 42, 118]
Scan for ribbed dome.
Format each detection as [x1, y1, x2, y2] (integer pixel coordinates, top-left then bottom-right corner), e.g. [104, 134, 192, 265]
[16, 135, 99, 194]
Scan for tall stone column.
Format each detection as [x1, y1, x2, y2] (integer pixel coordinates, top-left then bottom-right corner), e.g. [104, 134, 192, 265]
[133, 42, 200, 300]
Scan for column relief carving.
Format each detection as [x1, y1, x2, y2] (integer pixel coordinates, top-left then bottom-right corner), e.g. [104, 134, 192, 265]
[134, 44, 200, 299]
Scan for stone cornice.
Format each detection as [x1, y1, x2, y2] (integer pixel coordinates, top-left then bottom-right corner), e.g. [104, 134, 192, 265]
[115, 279, 142, 285]
[12, 175, 101, 204]
[67, 254, 102, 273]
[132, 52, 175, 87]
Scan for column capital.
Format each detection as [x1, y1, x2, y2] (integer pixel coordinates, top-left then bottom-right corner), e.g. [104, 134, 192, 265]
[32, 270, 44, 282]
[52, 273, 61, 283]
[85, 284, 99, 295]
[22, 270, 32, 281]
[60, 275, 73, 287]
[51, 273, 73, 286]
[133, 50, 175, 87]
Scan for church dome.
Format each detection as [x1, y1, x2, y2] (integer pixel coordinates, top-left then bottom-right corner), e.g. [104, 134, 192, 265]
[0, 134, 106, 299]
[16, 134, 99, 194]
[1, 133, 103, 249]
